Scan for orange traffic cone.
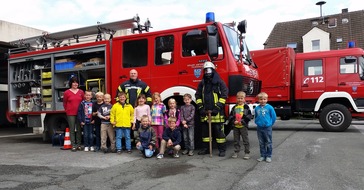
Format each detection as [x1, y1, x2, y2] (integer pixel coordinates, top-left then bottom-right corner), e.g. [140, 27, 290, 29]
[61, 128, 72, 150]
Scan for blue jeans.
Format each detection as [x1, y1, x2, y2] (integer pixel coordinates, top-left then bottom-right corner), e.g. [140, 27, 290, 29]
[115, 128, 131, 151]
[257, 127, 272, 158]
[94, 123, 101, 149]
[183, 126, 194, 150]
[137, 144, 155, 158]
[83, 124, 94, 147]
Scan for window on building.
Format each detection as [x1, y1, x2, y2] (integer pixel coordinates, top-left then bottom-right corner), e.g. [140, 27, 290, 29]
[328, 18, 337, 28]
[287, 42, 297, 49]
[122, 39, 148, 68]
[304, 59, 322, 76]
[155, 35, 174, 65]
[340, 56, 357, 74]
[312, 40, 320, 51]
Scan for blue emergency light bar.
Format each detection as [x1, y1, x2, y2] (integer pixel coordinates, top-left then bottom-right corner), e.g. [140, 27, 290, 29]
[206, 12, 215, 23]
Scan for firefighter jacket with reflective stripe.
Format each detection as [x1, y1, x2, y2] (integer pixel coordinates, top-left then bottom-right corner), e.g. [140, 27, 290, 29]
[195, 71, 228, 123]
[116, 78, 152, 106]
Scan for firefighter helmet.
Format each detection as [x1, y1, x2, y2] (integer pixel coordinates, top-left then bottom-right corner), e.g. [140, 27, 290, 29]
[203, 61, 215, 78]
[203, 61, 216, 70]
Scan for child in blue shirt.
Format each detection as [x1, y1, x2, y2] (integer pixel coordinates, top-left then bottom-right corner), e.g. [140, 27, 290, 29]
[156, 117, 181, 159]
[77, 91, 94, 152]
[135, 115, 156, 158]
[254, 92, 276, 163]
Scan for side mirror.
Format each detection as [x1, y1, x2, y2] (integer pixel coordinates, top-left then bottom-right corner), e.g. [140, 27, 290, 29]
[206, 25, 218, 59]
[237, 20, 247, 34]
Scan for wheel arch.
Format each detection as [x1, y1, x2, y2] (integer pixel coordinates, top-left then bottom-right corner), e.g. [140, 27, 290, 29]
[314, 92, 355, 112]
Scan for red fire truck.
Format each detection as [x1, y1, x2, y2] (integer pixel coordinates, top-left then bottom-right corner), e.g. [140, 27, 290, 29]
[251, 47, 364, 132]
[7, 14, 260, 141]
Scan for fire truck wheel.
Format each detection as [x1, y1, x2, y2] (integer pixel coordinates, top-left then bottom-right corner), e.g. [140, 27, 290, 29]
[319, 103, 351, 132]
[45, 115, 68, 141]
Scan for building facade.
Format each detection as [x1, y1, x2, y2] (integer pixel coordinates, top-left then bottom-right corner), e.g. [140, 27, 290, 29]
[264, 9, 364, 53]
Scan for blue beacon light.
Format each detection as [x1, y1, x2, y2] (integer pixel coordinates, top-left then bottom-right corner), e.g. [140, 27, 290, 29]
[206, 12, 215, 23]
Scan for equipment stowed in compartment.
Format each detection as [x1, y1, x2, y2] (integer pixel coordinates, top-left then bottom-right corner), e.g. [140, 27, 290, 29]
[12, 63, 37, 82]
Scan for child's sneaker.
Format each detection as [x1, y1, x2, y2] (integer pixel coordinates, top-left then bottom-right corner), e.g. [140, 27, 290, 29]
[182, 150, 189, 155]
[90, 146, 95, 152]
[243, 154, 250, 160]
[257, 157, 265, 162]
[265, 157, 272, 163]
[84, 147, 89, 152]
[188, 150, 194, 156]
[157, 154, 164, 159]
[174, 152, 180, 158]
[117, 150, 122, 154]
[71, 147, 77, 152]
[127, 150, 132, 154]
[231, 152, 238, 158]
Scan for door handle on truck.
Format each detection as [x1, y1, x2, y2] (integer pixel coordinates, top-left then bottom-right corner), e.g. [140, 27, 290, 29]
[179, 70, 188, 74]
[339, 82, 346, 86]
[302, 84, 308, 87]
[119, 75, 127, 79]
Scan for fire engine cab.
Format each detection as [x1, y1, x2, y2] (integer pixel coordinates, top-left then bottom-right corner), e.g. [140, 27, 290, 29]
[7, 13, 260, 141]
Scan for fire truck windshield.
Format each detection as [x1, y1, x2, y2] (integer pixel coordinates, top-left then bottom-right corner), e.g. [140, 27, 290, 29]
[359, 56, 364, 80]
[223, 25, 254, 67]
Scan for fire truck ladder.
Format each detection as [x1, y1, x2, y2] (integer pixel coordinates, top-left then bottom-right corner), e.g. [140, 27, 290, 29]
[9, 14, 151, 54]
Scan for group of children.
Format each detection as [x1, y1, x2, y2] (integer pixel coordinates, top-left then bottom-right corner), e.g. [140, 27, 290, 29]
[76, 90, 276, 163]
[76, 91, 195, 159]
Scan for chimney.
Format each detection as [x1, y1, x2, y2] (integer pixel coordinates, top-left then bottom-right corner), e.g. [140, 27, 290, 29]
[342, 8, 348, 13]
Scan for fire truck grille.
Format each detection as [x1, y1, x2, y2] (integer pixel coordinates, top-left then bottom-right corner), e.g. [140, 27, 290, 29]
[228, 75, 261, 97]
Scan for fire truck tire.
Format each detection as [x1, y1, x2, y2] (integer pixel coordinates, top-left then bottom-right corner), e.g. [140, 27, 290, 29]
[319, 104, 351, 132]
[45, 115, 68, 141]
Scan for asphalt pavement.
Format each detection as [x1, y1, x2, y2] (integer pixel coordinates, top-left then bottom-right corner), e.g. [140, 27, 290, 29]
[0, 120, 364, 190]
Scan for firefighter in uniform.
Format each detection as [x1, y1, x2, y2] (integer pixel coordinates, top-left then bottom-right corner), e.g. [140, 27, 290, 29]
[195, 61, 228, 157]
[116, 69, 152, 106]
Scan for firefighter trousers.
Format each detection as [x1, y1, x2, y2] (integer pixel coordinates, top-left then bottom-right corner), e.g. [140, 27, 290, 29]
[201, 122, 226, 152]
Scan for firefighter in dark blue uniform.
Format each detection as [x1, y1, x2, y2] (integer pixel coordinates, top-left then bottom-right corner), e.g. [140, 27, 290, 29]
[116, 69, 152, 106]
[195, 61, 228, 157]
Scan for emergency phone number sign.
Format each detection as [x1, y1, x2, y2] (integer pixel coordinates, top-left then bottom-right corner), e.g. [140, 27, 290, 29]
[303, 76, 324, 84]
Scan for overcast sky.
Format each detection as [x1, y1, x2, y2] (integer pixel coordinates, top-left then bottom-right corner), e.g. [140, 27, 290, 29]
[0, 0, 362, 50]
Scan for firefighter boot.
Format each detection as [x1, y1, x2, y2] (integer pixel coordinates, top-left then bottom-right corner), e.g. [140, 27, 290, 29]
[218, 143, 226, 157]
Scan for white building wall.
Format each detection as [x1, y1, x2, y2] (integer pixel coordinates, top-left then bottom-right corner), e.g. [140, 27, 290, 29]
[0, 20, 45, 42]
[302, 27, 330, 53]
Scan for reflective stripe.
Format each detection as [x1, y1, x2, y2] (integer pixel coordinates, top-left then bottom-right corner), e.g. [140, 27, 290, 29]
[196, 99, 202, 104]
[146, 97, 152, 102]
[118, 86, 122, 92]
[216, 138, 226, 143]
[202, 137, 210, 142]
[213, 92, 218, 104]
[200, 114, 224, 123]
[144, 86, 150, 93]
[219, 98, 226, 104]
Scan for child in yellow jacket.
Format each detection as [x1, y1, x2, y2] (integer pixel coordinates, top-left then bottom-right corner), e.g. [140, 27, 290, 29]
[110, 92, 134, 154]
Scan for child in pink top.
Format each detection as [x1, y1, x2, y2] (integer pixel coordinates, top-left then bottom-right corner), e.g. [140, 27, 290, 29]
[164, 98, 181, 129]
[133, 94, 151, 139]
[150, 92, 166, 148]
